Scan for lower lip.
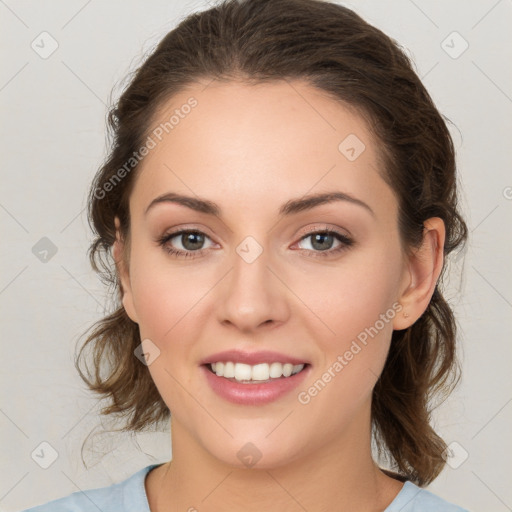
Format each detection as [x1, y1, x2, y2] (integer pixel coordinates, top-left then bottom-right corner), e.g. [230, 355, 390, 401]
[201, 364, 310, 405]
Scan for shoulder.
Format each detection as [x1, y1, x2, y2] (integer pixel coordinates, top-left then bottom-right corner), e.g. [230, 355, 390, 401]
[385, 480, 471, 512]
[19, 464, 160, 512]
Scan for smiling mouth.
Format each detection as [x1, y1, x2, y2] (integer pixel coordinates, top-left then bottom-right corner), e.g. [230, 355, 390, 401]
[204, 361, 309, 383]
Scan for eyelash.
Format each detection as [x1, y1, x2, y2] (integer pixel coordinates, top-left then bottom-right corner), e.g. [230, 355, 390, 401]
[156, 228, 354, 260]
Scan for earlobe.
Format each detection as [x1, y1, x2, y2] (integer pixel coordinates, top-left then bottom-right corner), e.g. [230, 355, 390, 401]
[113, 216, 139, 324]
[393, 217, 445, 330]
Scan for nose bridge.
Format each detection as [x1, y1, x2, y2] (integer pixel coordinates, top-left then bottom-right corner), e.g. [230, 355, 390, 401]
[217, 234, 289, 331]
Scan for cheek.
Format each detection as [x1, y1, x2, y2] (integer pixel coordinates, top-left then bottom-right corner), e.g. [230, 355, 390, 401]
[128, 251, 212, 409]
[293, 261, 400, 423]
[291, 244, 402, 401]
[297, 248, 402, 336]
[128, 245, 214, 340]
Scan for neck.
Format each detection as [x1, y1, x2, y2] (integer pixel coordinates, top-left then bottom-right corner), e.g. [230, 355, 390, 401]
[146, 407, 403, 512]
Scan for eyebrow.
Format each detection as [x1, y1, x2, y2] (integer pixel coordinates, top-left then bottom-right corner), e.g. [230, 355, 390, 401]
[144, 191, 375, 218]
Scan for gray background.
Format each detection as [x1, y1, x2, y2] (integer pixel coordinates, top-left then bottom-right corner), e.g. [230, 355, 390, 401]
[1, 1, 511, 510]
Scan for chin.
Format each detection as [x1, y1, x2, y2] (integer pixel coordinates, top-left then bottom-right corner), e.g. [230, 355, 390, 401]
[202, 432, 310, 471]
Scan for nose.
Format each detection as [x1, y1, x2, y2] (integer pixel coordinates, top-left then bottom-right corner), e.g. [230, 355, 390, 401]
[216, 244, 291, 333]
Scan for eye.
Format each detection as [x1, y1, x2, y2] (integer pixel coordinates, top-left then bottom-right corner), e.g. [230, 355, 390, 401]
[157, 229, 214, 259]
[295, 228, 353, 258]
[156, 227, 354, 260]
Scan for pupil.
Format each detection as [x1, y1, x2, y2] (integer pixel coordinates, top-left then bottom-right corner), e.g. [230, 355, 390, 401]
[312, 233, 333, 251]
[183, 232, 204, 250]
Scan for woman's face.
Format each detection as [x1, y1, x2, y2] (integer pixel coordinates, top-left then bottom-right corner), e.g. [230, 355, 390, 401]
[116, 79, 412, 468]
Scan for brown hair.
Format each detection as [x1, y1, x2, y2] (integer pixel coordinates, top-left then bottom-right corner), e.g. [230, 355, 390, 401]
[76, 0, 468, 486]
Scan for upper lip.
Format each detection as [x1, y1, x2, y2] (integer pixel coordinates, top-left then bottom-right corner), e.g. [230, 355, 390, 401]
[200, 349, 310, 366]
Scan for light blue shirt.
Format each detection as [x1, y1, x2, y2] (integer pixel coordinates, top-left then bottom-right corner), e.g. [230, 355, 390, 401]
[21, 463, 470, 511]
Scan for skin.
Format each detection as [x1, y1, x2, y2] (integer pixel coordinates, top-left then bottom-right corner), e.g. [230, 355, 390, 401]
[113, 79, 445, 512]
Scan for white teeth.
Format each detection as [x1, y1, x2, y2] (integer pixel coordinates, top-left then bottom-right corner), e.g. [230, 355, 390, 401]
[283, 363, 293, 377]
[209, 361, 305, 382]
[251, 363, 269, 381]
[234, 363, 252, 381]
[223, 361, 235, 378]
[269, 362, 282, 378]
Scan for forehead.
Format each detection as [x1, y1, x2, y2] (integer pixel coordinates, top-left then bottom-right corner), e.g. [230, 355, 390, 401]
[129, 79, 396, 221]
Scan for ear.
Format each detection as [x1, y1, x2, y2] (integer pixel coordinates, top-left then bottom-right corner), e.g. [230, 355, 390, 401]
[113, 216, 139, 324]
[393, 217, 445, 330]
